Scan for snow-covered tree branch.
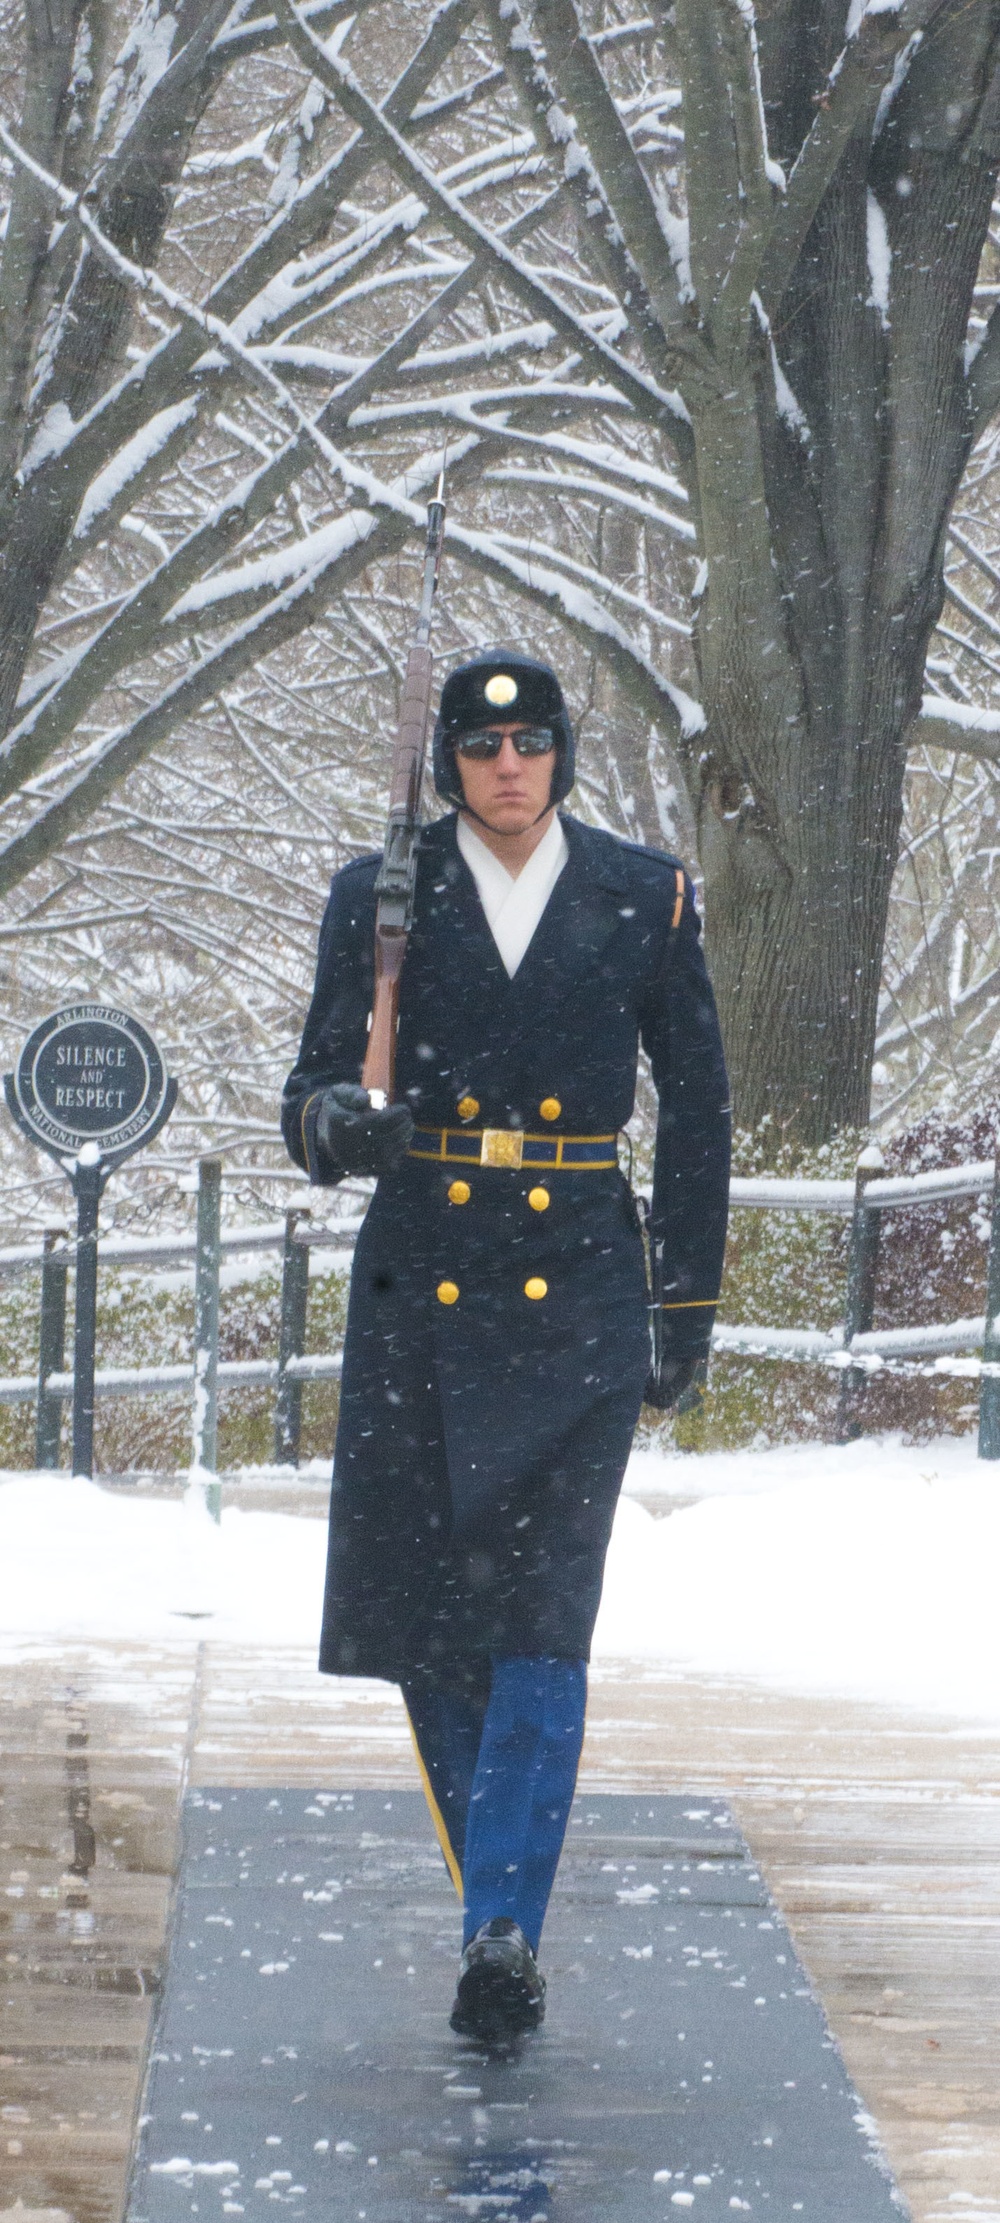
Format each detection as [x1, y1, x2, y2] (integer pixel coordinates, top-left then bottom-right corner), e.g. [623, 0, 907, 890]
[4, 0, 1000, 1205]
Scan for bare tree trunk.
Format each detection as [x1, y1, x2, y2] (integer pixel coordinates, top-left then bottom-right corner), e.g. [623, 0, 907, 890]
[667, 0, 1000, 1139]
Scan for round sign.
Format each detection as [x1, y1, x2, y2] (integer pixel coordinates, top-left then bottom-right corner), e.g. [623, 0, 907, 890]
[6, 1003, 174, 1162]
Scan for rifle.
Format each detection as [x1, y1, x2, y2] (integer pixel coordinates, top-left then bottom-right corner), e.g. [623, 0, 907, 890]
[362, 471, 446, 1107]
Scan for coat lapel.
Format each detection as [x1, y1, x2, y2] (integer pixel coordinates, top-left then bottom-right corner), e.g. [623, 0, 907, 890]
[411, 822, 511, 1062]
[502, 816, 631, 1037]
[415, 814, 632, 1051]
[415, 816, 507, 1002]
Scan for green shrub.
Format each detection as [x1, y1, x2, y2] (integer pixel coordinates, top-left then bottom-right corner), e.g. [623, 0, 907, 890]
[642, 1115, 986, 1454]
[0, 1257, 349, 1474]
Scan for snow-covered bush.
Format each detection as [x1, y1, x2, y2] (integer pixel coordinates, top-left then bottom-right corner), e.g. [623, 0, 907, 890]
[0, 1259, 348, 1474]
[652, 1113, 999, 1454]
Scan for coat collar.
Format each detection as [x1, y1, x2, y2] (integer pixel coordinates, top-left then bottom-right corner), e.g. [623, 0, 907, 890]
[417, 813, 632, 1035]
[416, 814, 505, 991]
[557, 812, 631, 895]
[422, 811, 630, 898]
[506, 815, 630, 1020]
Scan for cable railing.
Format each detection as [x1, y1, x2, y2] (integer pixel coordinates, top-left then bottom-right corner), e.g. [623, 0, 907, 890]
[726, 1145, 1000, 1450]
[0, 1172, 363, 1503]
[3, 1144, 1000, 1479]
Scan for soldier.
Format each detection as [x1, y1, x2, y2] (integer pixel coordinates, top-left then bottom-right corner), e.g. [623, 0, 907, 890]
[282, 649, 730, 2042]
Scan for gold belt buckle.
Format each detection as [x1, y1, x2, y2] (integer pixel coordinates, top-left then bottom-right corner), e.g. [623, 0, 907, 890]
[480, 1127, 524, 1169]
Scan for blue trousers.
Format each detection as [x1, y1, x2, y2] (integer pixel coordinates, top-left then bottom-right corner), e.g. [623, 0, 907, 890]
[402, 1656, 587, 1954]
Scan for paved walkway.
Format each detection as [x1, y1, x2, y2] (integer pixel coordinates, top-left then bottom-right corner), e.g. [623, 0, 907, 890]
[131, 1787, 904, 2221]
[1, 1645, 998, 2223]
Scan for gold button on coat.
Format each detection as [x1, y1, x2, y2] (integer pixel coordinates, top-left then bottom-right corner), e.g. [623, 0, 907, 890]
[457, 1094, 479, 1122]
[539, 1097, 561, 1122]
[437, 1280, 460, 1305]
[448, 1179, 471, 1206]
[524, 1276, 548, 1300]
[528, 1186, 550, 1212]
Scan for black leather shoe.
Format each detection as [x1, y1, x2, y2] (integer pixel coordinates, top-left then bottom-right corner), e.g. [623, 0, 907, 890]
[450, 1918, 546, 2040]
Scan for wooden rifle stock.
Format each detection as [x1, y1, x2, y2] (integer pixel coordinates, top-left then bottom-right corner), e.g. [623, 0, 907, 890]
[362, 483, 445, 1103]
[364, 923, 408, 1102]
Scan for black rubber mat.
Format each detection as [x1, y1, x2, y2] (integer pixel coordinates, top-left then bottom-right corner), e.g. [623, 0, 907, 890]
[128, 1788, 905, 2222]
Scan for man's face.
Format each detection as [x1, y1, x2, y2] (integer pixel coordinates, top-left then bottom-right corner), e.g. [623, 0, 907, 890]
[455, 724, 557, 835]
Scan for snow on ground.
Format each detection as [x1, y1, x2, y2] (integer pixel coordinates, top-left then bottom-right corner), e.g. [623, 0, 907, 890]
[606, 1433, 1000, 1720]
[1, 1433, 998, 1724]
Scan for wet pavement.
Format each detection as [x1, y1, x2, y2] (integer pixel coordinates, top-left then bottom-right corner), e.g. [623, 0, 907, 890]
[1, 1646, 998, 2223]
[0, 1651, 193, 2223]
[128, 1789, 902, 2223]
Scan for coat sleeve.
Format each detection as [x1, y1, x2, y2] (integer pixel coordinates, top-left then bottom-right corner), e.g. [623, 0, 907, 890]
[281, 861, 377, 1183]
[638, 868, 731, 1359]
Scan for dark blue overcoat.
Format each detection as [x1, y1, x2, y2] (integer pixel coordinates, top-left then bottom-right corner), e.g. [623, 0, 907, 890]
[283, 812, 729, 1686]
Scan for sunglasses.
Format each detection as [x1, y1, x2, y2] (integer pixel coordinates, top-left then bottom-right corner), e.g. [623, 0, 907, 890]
[453, 724, 555, 759]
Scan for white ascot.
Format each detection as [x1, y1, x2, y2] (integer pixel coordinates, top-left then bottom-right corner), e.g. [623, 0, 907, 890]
[457, 813, 569, 979]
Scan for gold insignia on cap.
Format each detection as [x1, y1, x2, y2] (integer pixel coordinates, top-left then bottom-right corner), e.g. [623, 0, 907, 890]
[485, 673, 518, 707]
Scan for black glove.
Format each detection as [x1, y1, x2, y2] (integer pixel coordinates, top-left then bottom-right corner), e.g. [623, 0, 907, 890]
[315, 1083, 414, 1177]
[644, 1349, 707, 1414]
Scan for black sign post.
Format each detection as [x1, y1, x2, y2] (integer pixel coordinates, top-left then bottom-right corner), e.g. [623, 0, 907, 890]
[5, 1004, 177, 1478]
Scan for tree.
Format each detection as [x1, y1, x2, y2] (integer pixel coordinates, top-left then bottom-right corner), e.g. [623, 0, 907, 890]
[0, 0, 692, 872]
[489, 0, 1000, 1139]
[4, 0, 1000, 1150]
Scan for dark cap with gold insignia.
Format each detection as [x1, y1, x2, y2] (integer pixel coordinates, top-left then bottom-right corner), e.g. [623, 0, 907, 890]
[433, 648, 575, 808]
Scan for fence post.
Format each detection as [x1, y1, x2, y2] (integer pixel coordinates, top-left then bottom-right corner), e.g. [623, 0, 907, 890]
[193, 1155, 222, 1521]
[835, 1143, 885, 1444]
[274, 1209, 311, 1467]
[978, 1152, 1000, 1457]
[71, 1153, 107, 1480]
[35, 1226, 68, 1470]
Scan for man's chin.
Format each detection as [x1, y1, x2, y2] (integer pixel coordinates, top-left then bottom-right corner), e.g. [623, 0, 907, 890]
[473, 807, 537, 834]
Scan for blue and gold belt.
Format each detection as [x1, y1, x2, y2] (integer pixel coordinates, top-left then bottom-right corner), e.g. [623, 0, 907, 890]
[408, 1125, 619, 1170]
